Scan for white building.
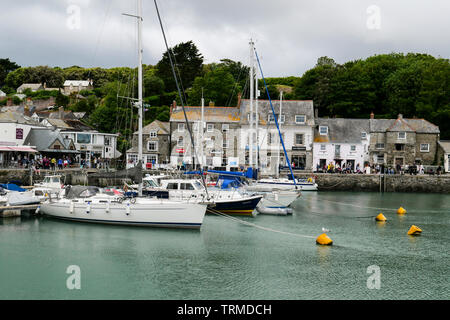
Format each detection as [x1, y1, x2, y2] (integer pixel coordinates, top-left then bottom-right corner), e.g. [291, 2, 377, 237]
[61, 131, 119, 160]
[438, 141, 450, 173]
[63, 80, 93, 95]
[239, 99, 315, 174]
[0, 89, 6, 97]
[312, 118, 370, 172]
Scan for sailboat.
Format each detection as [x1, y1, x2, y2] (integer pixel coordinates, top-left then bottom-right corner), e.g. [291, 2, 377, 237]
[39, 0, 207, 229]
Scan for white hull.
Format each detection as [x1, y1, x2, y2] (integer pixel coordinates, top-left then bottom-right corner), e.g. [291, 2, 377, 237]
[40, 198, 206, 229]
[258, 190, 300, 207]
[252, 180, 318, 191]
[6, 191, 41, 206]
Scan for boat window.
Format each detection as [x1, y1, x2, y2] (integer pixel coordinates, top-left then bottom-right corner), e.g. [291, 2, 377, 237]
[180, 183, 195, 190]
[166, 183, 179, 190]
[52, 177, 60, 183]
[193, 182, 203, 190]
[34, 190, 44, 196]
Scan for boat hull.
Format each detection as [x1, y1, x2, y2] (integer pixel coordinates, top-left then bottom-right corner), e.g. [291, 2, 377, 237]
[253, 181, 318, 191]
[40, 200, 206, 229]
[206, 195, 262, 217]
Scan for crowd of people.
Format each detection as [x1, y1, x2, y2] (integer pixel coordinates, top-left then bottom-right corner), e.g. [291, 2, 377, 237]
[10, 155, 111, 171]
[315, 161, 443, 175]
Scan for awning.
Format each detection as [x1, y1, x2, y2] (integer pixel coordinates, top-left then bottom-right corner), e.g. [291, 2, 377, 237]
[0, 146, 38, 152]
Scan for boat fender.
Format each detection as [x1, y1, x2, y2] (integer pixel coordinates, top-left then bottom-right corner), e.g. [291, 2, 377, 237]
[126, 203, 130, 215]
[307, 178, 312, 183]
[69, 202, 74, 214]
[375, 213, 387, 221]
[35, 205, 40, 214]
[106, 202, 110, 213]
[130, 198, 136, 204]
[397, 206, 407, 215]
[86, 202, 91, 214]
[316, 233, 333, 245]
[407, 225, 422, 236]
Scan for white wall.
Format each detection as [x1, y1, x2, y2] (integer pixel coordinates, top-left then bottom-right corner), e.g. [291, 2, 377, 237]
[0, 122, 39, 146]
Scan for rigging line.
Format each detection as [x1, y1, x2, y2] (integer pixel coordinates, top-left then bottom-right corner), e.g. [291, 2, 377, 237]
[253, 46, 297, 188]
[154, 0, 209, 198]
[207, 207, 315, 239]
[225, 61, 246, 107]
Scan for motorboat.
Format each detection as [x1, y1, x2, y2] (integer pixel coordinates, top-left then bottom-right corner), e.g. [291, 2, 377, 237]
[39, 185, 207, 229]
[250, 177, 318, 191]
[157, 179, 263, 217]
[0, 183, 41, 206]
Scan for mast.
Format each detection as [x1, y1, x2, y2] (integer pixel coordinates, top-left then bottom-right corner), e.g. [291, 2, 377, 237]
[276, 91, 283, 178]
[200, 89, 205, 168]
[137, 0, 143, 196]
[249, 39, 254, 168]
[255, 59, 259, 171]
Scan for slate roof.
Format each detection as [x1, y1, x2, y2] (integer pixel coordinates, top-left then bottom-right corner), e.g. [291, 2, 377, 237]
[17, 83, 43, 91]
[239, 99, 314, 126]
[0, 111, 36, 125]
[369, 118, 439, 133]
[314, 118, 370, 144]
[24, 128, 79, 153]
[170, 106, 241, 123]
[134, 120, 170, 135]
[438, 141, 450, 153]
[62, 119, 95, 131]
[63, 80, 92, 87]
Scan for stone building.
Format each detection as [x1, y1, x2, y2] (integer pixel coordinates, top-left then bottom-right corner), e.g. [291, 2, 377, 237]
[126, 120, 170, 169]
[169, 105, 241, 170]
[312, 118, 370, 172]
[238, 99, 315, 174]
[369, 114, 440, 167]
[63, 80, 93, 95]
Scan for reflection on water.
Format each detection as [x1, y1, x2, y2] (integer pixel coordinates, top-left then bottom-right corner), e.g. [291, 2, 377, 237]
[0, 191, 449, 300]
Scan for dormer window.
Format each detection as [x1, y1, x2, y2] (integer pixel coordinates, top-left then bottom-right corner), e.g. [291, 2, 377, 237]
[398, 132, 406, 139]
[319, 126, 328, 135]
[295, 115, 306, 124]
[268, 114, 284, 124]
[149, 131, 157, 138]
[178, 123, 185, 132]
[361, 132, 367, 140]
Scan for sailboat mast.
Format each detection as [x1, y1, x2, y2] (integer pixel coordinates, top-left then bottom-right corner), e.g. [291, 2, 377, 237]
[137, 0, 143, 196]
[249, 39, 254, 168]
[200, 91, 204, 169]
[255, 59, 259, 171]
[276, 91, 283, 178]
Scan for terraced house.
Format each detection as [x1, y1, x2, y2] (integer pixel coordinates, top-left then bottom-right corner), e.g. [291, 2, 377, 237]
[369, 113, 440, 167]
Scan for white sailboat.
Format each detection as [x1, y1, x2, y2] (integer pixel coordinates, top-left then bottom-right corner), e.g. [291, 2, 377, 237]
[39, 0, 207, 228]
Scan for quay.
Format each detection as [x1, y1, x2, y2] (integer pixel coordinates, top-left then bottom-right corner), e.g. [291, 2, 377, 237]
[0, 168, 449, 194]
[0, 204, 39, 217]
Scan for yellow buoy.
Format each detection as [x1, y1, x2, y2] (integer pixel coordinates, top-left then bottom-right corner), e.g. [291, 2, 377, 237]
[407, 225, 422, 236]
[375, 213, 387, 221]
[397, 207, 407, 215]
[316, 233, 333, 245]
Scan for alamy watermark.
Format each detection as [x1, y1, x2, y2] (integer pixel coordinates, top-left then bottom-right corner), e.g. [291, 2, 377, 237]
[366, 265, 381, 289]
[66, 3, 82, 30]
[66, 265, 81, 290]
[366, 5, 381, 30]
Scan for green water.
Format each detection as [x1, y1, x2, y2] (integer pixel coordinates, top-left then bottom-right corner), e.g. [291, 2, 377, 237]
[0, 192, 449, 300]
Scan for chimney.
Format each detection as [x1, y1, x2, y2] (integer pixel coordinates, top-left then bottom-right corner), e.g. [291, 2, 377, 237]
[6, 98, 12, 106]
[314, 108, 318, 119]
[209, 101, 215, 107]
[398, 113, 403, 120]
[370, 112, 374, 119]
[43, 82, 47, 89]
[170, 100, 176, 114]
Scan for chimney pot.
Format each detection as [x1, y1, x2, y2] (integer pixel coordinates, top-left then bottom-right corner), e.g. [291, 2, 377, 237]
[398, 113, 403, 119]
[370, 112, 374, 119]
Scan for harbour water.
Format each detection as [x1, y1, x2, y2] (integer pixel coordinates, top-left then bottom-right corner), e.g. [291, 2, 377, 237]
[0, 191, 448, 300]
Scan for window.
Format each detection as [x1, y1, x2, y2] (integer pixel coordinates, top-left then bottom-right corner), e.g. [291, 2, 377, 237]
[247, 114, 258, 122]
[420, 144, 430, 152]
[375, 143, 385, 150]
[77, 133, 91, 144]
[398, 132, 406, 139]
[166, 183, 179, 190]
[395, 144, 405, 151]
[128, 154, 138, 163]
[146, 155, 157, 163]
[223, 140, 229, 148]
[147, 141, 158, 151]
[207, 123, 214, 132]
[295, 134, 304, 145]
[149, 131, 157, 138]
[104, 136, 111, 146]
[377, 154, 385, 163]
[350, 145, 356, 152]
[295, 115, 306, 124]
[319, 126, 328, 135]
[178, 123, 185, 132]
[320, 144, 326, 151]
[268, 114, 284, 124]
[177, 136, 184, 147]
[180, 183, 194, 190]
[222, 124, 229, 131]
[361, 132, 367, 140]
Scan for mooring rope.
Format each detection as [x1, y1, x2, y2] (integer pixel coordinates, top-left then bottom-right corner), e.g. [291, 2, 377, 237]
[206, 207, 315, 239]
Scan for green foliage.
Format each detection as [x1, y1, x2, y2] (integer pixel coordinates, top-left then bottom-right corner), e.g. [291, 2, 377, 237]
[0, 58, 20, 87]
[156, 41, 204, 92]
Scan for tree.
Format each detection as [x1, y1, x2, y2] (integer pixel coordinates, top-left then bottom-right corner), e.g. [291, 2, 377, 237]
[0, 58, 20, 88]
[187, 67, 241, 107]
[156, 41, 204, 93]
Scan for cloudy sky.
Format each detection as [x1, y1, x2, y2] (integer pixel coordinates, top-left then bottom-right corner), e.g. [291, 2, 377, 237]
[0, 0, 449, 77]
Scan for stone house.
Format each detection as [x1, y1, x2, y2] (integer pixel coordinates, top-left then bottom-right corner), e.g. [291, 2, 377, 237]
[126, 120, 170, 169]
[63, 80, 93, 95]
[369, 114, 440, 167]
[169, 104, 241, 170]
[313, 118, 370, 172]
[238, 98, 315, 174]
[16, 83, 43, 93]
